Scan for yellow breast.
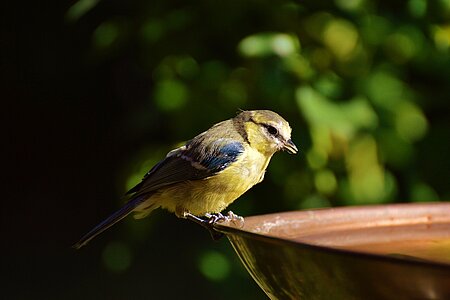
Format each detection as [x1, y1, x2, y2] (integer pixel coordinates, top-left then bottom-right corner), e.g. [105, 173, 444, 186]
[153, 146, 272, 216]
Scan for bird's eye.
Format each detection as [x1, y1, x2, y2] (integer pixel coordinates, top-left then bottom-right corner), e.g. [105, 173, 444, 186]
[265, 125, 278, 136]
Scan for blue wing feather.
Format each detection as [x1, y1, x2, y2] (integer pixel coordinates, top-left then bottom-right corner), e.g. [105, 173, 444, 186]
[75, 132, 245, 248]
[201, 141, 244, 172]
[127, 139, 244, 196]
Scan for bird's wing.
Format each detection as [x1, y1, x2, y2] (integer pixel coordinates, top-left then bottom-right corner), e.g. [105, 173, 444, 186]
[127, 138, 244, 196]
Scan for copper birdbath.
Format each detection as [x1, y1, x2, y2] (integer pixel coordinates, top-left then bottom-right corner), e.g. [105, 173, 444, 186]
[214, 203, 450, 299]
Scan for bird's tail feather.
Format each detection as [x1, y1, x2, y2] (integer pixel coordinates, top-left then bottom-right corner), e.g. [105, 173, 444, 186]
[73, 195, 147, 249]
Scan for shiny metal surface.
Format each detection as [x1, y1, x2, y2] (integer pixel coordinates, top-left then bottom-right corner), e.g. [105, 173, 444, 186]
[214, 203, 450, 299]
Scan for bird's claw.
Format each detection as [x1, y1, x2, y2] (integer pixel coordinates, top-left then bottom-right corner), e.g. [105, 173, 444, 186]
[224, 211, 245, 228]
[184, 211, 244, 240]
[184, 212, 224, 240]
[205, 211, 244, 224]
[205, 212, 225, 224]
[204, 211, 244, 239]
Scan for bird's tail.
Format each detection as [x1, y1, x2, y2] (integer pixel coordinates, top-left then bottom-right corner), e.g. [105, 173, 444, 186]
[73, 195, 148, 249]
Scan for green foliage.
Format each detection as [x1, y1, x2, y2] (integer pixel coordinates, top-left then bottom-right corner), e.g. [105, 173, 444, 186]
[198, 250, 231, 281]
[67, 0, 449, 297]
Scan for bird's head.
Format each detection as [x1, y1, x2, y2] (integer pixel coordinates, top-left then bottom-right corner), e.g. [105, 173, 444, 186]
[235, 110, 298, 156]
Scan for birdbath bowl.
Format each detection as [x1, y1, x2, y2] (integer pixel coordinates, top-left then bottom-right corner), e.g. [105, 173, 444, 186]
[214, 203, 450, 299]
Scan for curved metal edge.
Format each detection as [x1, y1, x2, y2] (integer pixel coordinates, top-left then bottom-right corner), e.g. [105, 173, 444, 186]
[213, 220, 450, 270]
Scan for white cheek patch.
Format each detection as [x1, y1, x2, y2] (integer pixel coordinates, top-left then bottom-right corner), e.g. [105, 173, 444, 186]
[275, 138, 283, 149]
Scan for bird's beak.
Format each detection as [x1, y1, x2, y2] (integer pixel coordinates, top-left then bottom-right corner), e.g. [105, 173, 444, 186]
[283, 139, 298, 154]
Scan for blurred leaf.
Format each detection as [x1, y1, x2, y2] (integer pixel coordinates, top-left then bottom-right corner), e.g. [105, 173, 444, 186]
[93, 21, 120, 49]
[411, 182, 440, 202]
[297, 86, 377, 139]
[365, 70, 410, 109]
[322, 19, 359, 61]
[346, 135, 388, 204]
[314, 169, 337, 195]
[154, 79, 189, 111]
[306, 147, 328, 170]
[408, 0, 427, 18]
[313, 72, 343, 98]
[238, 32, 300, 57]
[140, 19, 165, 43]
[66, 0, 100, 22]
[395, 102, 428, 142]
[335, 0, 366, 12]
[432, 25, 450, 51]
[198, 251, 231, 281]
[175, 56, 199, 79]
[283, 54, 315, 80]
[384, 26, 425, 64]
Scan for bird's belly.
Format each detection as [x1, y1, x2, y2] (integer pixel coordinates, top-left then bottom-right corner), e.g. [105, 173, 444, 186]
[156, 155, 267, 216]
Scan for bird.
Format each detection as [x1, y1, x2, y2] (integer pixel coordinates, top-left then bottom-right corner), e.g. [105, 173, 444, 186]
[74, 110, 297, 249]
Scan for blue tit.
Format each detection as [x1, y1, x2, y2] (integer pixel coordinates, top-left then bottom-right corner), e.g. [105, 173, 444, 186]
[74, 110, 297, 248]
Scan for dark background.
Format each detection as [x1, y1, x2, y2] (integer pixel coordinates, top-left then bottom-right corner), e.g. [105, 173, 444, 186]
[3, 0, 449, 299]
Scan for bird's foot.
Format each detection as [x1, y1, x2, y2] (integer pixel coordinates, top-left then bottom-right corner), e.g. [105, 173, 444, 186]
[224, 211, 245, 228]
[183, 212, 224, 240]
[205, 212, 225, 224]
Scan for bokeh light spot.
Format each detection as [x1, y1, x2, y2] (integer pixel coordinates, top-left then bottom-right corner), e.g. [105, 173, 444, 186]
[238, 33, 299, 57]
[93, 22, 119, 49]
[141, 19, 164, 43]
[102, 242, 132, 273]
[408, 0, 427, 18]
[284, 54, 315, 80]
[345, 97, 378, 130]
[432, 25, 450, 51]
[323, 19, 358, 60]
[306, 147, 328, 169]
[395, 103, 428, 142]
[384, 26, 423, 64]
[440, 0, 450, 11]
[297, 86, 377, 140]
[314, 169, 337, 195]
[366, 71, 405, 109]
[199, 251, 231, 281]
[66, 0, 100, 22]
[347, 135, 387, 204]
[335, 0, 364, 12]
[272, 34, 299, 56]
[175, 56, 199, 79]
[314, 73, 342, 98]
[154, 79, 188, 111]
